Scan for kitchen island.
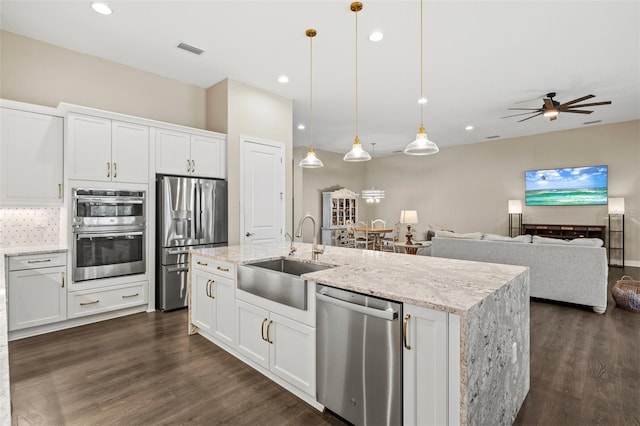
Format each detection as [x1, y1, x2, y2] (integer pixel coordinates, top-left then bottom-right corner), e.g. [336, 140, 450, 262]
[188, 242, 530, 426]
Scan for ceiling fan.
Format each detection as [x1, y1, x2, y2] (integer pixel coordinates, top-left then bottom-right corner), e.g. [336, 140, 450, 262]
[502, 92, 612, 122]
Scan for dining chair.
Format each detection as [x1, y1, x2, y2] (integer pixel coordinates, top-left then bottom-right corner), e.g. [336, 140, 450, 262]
[353, 220, 373, 249]
[370, 219, 386, 250]
[381, 221, 401, 252]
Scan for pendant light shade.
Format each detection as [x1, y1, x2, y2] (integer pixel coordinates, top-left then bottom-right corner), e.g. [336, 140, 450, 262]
[344, 2, 371, 163]
[404, 125, 439, 155]
[299, 146, 324, 168]
[299, 28, 323, 169]
[344, 137, 371, 162]
[405, 0, 439, 156]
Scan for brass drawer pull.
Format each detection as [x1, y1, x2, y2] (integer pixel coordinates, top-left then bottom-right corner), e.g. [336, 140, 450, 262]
[217, 266, 229, 272]
[80, 300, 99, 306]
[61, 272, 65, 288]
[113, 162, 117, 178]
[58, 183, 62, 199]
[403, 314, 411, 350]
[27, 259, 52, 264]
[122, 293, 139, 299]
[197, 261, 208, 267]
[261, 318, 268, 341]
[266, 320, 273, 344]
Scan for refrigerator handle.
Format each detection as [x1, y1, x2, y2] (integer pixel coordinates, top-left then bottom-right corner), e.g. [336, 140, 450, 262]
[194, 181, 200, 240]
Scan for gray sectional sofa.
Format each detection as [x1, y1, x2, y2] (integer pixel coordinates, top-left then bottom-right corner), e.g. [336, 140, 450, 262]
[431, 237, 608, 313]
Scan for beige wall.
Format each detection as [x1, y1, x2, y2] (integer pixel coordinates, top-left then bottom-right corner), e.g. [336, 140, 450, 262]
[207, 79, 293, 245]
[347, 120, 639, 265]
[0, 30, 205, 128]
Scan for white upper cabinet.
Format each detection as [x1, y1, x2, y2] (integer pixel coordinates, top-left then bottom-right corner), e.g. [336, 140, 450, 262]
[0, 105, 63, 206]
[156, 128, 226, 178]
[67, 113, 149, 183]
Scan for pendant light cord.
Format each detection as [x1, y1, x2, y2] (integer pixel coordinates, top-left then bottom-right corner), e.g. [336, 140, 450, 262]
[420, 0, 424, 127]
[310, 33, 314, 149]
[355, 6, 359, 139]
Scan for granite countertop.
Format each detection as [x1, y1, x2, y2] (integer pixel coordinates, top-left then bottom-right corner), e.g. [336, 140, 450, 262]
[0, 244, 67, 424]
[192, 242, 528, 315]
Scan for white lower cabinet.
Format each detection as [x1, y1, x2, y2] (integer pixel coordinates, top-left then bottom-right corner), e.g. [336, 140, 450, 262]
[235, 299, 316, 396]
[8, 252, 67, 331]
[191, 267, 235, 347]
[403, 303, 450, 426]
[67, 281, 148, 318]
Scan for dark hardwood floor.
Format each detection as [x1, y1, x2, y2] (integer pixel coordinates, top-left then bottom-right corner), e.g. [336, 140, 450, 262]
[9, 267, 640, 425]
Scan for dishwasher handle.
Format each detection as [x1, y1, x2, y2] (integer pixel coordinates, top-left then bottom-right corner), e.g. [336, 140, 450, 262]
[317, 292, 398, 321]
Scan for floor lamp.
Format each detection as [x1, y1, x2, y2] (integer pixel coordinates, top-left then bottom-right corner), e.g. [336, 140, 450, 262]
[508, 200, 522, 237]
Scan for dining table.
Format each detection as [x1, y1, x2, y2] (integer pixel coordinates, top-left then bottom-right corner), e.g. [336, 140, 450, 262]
[355, 227, 394, 250]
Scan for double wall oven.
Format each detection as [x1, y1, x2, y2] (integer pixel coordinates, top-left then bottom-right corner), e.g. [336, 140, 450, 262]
[72, 188, 146, 282]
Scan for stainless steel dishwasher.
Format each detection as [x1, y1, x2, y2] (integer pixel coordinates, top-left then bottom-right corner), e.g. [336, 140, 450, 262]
[316, 285, 402, 426]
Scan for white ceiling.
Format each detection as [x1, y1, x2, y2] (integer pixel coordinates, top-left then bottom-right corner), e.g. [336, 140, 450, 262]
[1, 1, 639, 155]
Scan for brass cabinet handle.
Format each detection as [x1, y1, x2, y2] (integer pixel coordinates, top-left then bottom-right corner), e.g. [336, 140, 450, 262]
[61, 272, 65, 288]
[191, 159, 195, 172]
[261, 318, 268, 341]
[403, 314, 411, 350]
[205, 279, 211, 298]
[58, 183, 62, 199]
[266, 320, 273, 344]
[197, 261, 208, 267]
[107, 162, 110, 177]
[80, 300, 99, 306]
[217, 266, 229, 272]
[27, 259, 51, 264]
[209, 279, 215, 299]
[187, 159, 191, 172]
[122, 293, 139, 299]
[113, 162, 117, 178]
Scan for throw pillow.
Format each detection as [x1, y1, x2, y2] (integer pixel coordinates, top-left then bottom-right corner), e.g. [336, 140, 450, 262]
[482, 234, 532, 243]
[568, 238, 604, 247]
[435, 230, 483, 240]
[532, 235, 571, 245]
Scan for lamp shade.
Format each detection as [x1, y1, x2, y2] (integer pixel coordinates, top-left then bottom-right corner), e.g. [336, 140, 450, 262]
[508, 199, 522, 214]
[400, 210, 418, 224]
[404, 128, 439, 155]
[608, 197, 625, 214]
[344, 137, 371, 162]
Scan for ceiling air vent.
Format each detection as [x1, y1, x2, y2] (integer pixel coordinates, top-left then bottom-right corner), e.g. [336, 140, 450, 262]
[177, 42, 204, 56]
[583, 120, 602, 125]
[486, 135, 500, 139]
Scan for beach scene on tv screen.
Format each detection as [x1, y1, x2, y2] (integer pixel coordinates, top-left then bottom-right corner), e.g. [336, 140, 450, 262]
[525, 165, 608, 206]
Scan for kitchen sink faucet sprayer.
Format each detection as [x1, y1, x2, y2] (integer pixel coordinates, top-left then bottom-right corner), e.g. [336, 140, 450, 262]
[295, 213, 324, 261]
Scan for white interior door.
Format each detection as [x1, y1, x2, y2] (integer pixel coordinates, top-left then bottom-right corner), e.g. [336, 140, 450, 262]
[240, 136, 285, 245]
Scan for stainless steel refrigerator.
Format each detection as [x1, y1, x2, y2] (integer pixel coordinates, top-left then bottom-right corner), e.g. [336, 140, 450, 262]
[156, 175, 228, 311]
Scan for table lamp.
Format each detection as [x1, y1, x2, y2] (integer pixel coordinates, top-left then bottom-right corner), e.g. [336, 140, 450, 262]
[400, 210, 418, 245]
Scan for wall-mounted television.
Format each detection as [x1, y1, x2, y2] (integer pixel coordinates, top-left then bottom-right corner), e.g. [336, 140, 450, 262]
[525, 165, 608, 206]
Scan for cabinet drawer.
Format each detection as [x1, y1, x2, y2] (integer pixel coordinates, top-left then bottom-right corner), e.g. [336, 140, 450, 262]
[9, 252, 66, 271]
[192, 256, 235, 279]
[68, 281, 147, 318]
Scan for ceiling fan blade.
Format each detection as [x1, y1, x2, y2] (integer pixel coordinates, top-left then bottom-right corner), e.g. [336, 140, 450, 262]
[543, 98, 555, 110]
[507, 108, 542, 111]
[563, 101, 612, 108]
[518, 112, 543, 122]
[557, 94, 595, 108]
[501, 111, 540, 119]
[562, 109, 593, 114]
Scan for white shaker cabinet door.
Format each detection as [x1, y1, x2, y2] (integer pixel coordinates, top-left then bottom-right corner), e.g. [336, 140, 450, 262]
[8, 266, 67, 331]
[0, 108, 63, 206]
[269, 312, 316, 397]
[111, 121, 149, 183]
[155, 128, 191, 176]
[211, 275, 235, 347]
[190, 134, 226, 178]
[403, 303, 449, 426]
[191, 269, 215, 334]
[235, 300, 269, 369]
[67, 114, 112, 182]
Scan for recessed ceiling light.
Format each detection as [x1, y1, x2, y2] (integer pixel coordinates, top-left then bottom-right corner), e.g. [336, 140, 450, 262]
[465, 125, 474, 131]
[278, 75, 289, 84]
[297, 124, 306, 130]
[369, 31, 384, 42]
[418, 97, 427, 104]
[91, 2, 112, 15]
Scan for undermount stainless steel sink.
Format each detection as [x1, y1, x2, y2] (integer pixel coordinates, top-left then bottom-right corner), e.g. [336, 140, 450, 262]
[237, 258, 335, 310]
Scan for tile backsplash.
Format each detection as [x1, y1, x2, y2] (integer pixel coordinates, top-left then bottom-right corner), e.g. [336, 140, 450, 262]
[0, 208, 62, 248]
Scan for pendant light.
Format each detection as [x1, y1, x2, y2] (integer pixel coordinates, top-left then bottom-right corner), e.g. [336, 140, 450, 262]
[299, 29, 324, 168]
[404, 0, 439, 156]
[344, 2, 371, 162]
[361, 143, 385, 203]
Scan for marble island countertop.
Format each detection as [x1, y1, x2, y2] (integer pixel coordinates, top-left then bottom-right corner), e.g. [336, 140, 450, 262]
[192, 242, 528, 315]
